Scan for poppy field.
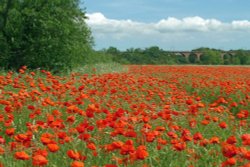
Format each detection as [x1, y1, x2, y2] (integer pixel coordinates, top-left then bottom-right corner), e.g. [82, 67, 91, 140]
[0, 65, 249, 167]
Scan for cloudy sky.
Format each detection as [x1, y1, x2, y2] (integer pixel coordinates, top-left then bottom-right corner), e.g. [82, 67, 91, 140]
[82, 0, 250, 51]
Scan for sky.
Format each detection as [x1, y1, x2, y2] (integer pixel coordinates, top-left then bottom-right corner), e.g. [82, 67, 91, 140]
[82, 0, 250, 51]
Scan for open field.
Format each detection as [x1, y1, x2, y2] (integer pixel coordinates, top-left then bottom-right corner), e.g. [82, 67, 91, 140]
[0, 65, 249, 167]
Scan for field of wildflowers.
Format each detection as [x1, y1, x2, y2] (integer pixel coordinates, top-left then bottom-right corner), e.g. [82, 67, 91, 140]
[0, 65, 249, 167]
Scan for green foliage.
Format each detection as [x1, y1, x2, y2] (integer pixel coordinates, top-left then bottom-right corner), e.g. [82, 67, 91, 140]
[236, 50, 250, 65]
[84, 51, 113, 64]
[223, 54, 231, 65]
[171, 54, 188, 64]
[0, 0, 93, 71]
[189, 54, 196, 64]
[231, 56, 241, 65]
[198, 48, 222, 65]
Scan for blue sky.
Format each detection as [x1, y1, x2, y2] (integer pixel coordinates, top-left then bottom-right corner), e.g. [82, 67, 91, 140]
[82, 0, 250, 51]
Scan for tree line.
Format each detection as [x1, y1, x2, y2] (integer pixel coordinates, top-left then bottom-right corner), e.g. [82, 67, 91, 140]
[101, 46, 250, 65]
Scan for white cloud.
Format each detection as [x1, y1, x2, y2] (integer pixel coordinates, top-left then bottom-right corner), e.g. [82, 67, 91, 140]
[86, 12, 250, 35]
[232, 20, 250, 30]
[86, 12, 148, 36]
[85, 12, 250, 50]
[155, 17, 223, 32]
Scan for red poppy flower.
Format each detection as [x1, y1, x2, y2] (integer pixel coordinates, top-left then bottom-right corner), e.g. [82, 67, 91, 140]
[14, 151, 30, 160]
[47, 143, 59, 152]
[219, 122, 227, 129]
[5, 128, 15, 136]
[67, 150, 81, 160]
[136, 145, 149, 160]
[32, 155, 48, 166]
[226, 136, 237, 145]
[222, 143, 237, 158]
[87, 143, 96, 150]
[70, 161, 84, 167]
[173, 142, 186, 151]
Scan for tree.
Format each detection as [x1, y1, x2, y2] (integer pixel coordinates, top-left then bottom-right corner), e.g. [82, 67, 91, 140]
[0, 0, 93, 71]
[143, 46, 162, 64]
[124, 48, 142, 64]
[223, 54, 231, 65]
[200, 50, 221, 65]
[231, 55, 241, 65]
[235, 50, 250, 65]
[189, 54, 196, 64]
[106, 46, 120, 55]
